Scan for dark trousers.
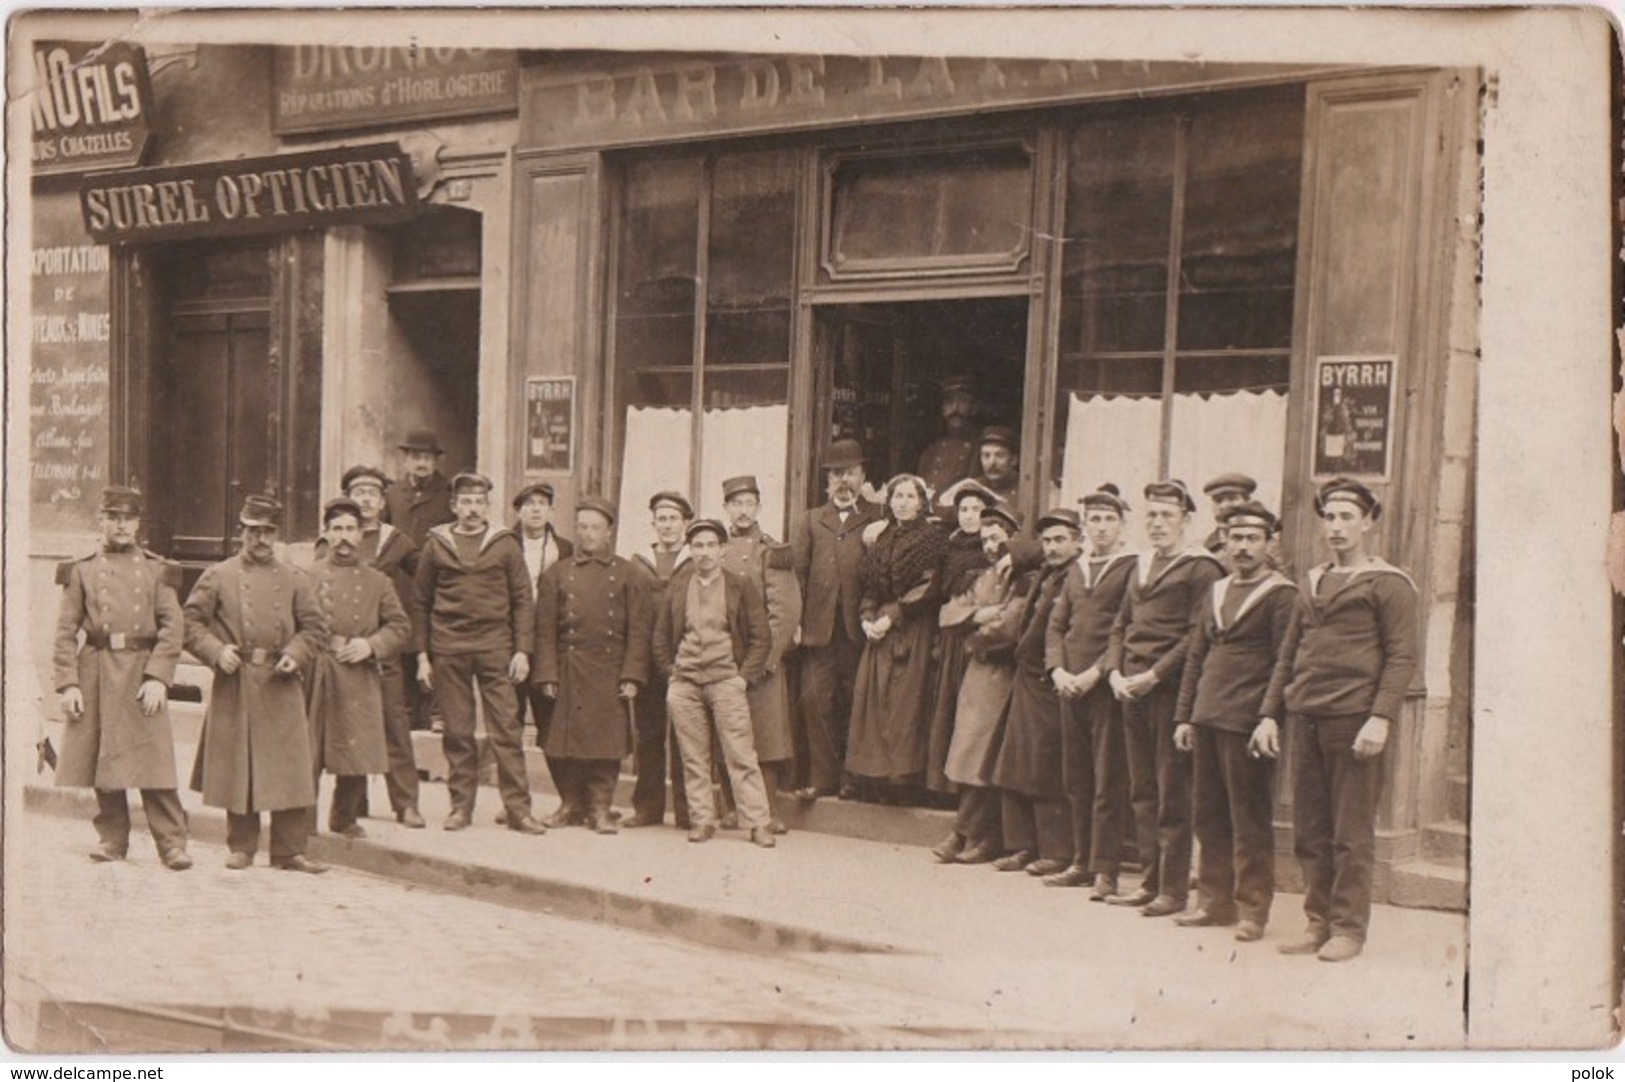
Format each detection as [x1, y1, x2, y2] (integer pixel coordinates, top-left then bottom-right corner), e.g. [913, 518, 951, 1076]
[93, 788, 187, 856]
[1192, 725, 1276, 924]
[322, 776, 369, 832]
[379, 657, 420, 814]
[1000, 790, 1072, 860]
[227, 809, 310, 860]
[953, 785, 1002, 847]
[552, 758, 619, 821]
[1122, 681, 1192, 901]
[631, 673, 689, 824]
[435, 648, 532, 819]
[1292, 714, 1384, 942]
[1060, 692, 1096, 866]
[799, 622, 863, 793]
[1084, 685, 1129, 876]
[403, 652, 439, 731]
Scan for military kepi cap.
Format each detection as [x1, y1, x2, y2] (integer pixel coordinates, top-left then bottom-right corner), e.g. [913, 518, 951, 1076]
[722, 475, 761, 500]
[511, 481, 556, 509]
[1144, 479, 1197, 514]
[649, 490, 693, 518]
[99, 486, 143, 515]
[239, 494, 284, 527]
[399, 429, 445, 454]
[978, 425, 1018, 452]
[322, 496, 363, 526]
[341, 465, 390, 493]
[685, 518, 729, 545]
[450, 471, 492, 495]
[1080, 483, 1130, 516]
[1219, 500, 1280, 535]
[1315, 476, 1382, 520]
[1036, 506, 1082, 532]
[577, 495, 617, 526]
[1203, 472, 1258, 498]
[940, 374, 975, 397]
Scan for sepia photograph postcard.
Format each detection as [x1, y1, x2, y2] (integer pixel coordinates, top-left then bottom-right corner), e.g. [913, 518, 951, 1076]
[3, 5, 1618, 1057]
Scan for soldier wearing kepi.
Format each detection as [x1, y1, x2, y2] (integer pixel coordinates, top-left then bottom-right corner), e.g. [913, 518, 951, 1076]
[1044, 484, 1138, 895]
[1104, 479, 1225, 917]
[413, 472, 544, 835]
[534, 496, 651, 833]
[1171, 501, 1297, 942]
[917, 374, 981, 501]
[185, 494, 330, 873]
[1260, 478, 1418, 963]
[306, 497, 412, 840]
[971, 425, 1021, 502]
[52, 486, 192, 870]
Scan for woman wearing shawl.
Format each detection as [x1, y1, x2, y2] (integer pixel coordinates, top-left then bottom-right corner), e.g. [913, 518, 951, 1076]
[844, 474, 951, 804]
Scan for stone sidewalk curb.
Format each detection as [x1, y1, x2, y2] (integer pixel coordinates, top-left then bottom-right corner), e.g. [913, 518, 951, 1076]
[24, 783, 901, 959]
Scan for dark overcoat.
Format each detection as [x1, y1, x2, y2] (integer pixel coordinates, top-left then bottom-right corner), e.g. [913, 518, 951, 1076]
[793, 500, 883, 647]
[185, 555, 328, 813]
[991, 562, 1072, 798]
[306, 557, 412, 776]
[384, 471, 455, 546]
[52, 548, 185, 789]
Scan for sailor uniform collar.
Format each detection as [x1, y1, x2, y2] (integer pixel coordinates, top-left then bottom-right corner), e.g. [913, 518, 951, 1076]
[1211, 570, 1293, 631]
[1136, 545, 1221, 588]
[1306, 557, 1416, 598]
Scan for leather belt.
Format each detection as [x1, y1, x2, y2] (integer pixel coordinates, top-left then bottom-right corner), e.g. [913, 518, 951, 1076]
[84, 632, 156, 652]
[242, 647, 278, 666]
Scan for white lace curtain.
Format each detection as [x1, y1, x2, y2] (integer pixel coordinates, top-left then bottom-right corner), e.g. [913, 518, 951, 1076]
[617, 404, 789, 556]
[1061, 390, 1288, 543]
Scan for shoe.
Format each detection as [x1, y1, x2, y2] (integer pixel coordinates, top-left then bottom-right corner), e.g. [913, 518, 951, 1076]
[837, 786, 858, 802]
[1041, 864, 1094, 888]
[1088, 875, 1120, 902]
[87, 844, 125, 863]
[493, 808, 509, 826]
[750, 827, 777, 849]
[768, 819, 789, 835]
[443, 810, 471, 832]
[1025, 858, 1069, 877]
[1317, 936, 1364, 962]
[589, 815, 620, 835]
[334, 823, 367, 840]
[397, 808, 426, 829]
[507, 814, 548, 835]
[1140, 895, 1187, 918]
[1174, 908, 1237, 927]
[161, 849, 194, 871]
[992, 850, 1034, 872]
[1107, 887, 1157, 908]
[931, 832, 967, 863]
[273, 855, 330, 874]
[1277, 928, 1332, 955]
[955, 840, 1000, 864]
[687, 824, 716, 843]
[621, 813, 660, 829]
[791, 786, 822, 802]
[718, 811, 740, 830]
[225, 851, 253, 871]
[542, 807, 583, 829]
[1234, 920, 1265, 942]
[430, 719, 445, 734]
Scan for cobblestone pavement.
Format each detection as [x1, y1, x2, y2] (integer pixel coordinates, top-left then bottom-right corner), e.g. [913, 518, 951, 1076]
[4, 809, 1046, 1053]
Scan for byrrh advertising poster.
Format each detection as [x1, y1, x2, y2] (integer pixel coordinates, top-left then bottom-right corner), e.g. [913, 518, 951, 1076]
[1312, 355, 1396, 480]
[525, 376, 574, 473]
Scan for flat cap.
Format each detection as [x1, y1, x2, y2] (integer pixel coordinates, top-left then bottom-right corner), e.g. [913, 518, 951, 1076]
[684, 518, 729, 545]
[1203, 472, 1258, 498]
[981, 504, 1022, 533]
[577, 495, 617, 526]
[511, 481, 556, 509]
[1036, 506, 1083, 532]
[322, 496, 363, 525]
[450, 471, 493, 495]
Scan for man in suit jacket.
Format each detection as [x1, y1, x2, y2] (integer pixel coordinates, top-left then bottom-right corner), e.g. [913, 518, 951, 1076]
[386, 430, 457, 546]
[653, 519, 777, 848]
[790, 439, 883, 799]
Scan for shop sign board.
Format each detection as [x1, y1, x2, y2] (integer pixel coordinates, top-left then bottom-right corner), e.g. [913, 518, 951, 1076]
[274, 46, 518, 134]
[1312, 355, 1396, 480]
[79, 143, 418, 244]
[30, 40, 154, 177]
[525, 377, 575, 473]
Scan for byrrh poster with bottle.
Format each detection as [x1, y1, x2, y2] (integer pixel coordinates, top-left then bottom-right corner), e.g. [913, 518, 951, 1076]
[1313, 355, 1396, 480]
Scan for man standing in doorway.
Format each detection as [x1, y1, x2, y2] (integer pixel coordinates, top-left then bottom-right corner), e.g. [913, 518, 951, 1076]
[1104, 479, 1225, 917]
[413, 472, 545, 835]
[534, 496, 651, 833]
[1259, 478, 1418, 963]
[972, 425, 1021, 502]
[627, 492, 695, 829]
[53, 486, 192, 870]
[791, 439, 883, 801]
[918, 374, 981, 501]
[185, 495, 329, 873]
[387, 430, 456, 733]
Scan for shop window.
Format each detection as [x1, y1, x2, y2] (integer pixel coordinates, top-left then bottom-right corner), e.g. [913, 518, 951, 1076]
[822, 142, 1034, 280]
[613, 149, 796, 553]
[1053, 91, 1303, 542]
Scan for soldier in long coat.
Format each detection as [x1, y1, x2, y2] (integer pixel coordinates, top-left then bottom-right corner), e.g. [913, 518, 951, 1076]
[52, 486, 192, 869]
[185, 495, 330, 873]
[307, 497, 412, 839]
[720, 475, 802, 832]
[535, 496, 651, 833]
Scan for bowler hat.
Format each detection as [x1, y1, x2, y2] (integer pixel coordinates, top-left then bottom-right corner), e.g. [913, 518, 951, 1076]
[1144, 479, 1197, 514]
[577, 495, 617, 526]
[450, 471, 492, 496]
[1203, 472, 1258, 499]
[99, 486, 143, 515]
[511, 481, 556, 510]
[978, 425, 1019, 452]
[721, 475, 761, 501]
[1036, 506, 1082, 533]
[399, 429, 446, 455]
[239, 494, 284, 527]
[322, 496, 364, 526]
[1315, 477, 1382, 520]
[341, 465, 390, 493]
[648, 491, 693, 518]
[1219, 500, 1280, 535]
[685, 518, 729, 545]
[822, 439, 866, 472]
[1080, 483, 1130, 516]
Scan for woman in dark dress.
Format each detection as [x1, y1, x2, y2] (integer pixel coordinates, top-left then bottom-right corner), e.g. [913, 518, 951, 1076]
[844, 474, 951, 804]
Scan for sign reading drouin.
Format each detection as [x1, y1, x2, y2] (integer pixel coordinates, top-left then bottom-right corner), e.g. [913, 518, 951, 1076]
[79, 143, 418, 243]
[274, 46, 518, 134]
[30, 41, 154, 176]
